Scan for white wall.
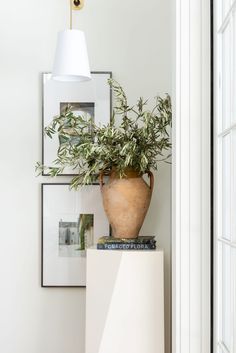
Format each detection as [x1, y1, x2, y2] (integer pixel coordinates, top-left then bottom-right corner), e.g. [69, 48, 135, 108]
[0, 1, 171, 353]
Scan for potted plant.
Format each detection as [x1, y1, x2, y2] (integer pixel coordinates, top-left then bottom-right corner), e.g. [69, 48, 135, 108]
[36, 79, 172, 239]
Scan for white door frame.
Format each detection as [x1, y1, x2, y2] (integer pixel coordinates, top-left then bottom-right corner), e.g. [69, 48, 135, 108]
[172, 0, 212, 352]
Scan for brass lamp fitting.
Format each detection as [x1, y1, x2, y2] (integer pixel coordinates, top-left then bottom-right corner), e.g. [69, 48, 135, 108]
[69, 0, 85, 29]
[71, 0, 84, 10]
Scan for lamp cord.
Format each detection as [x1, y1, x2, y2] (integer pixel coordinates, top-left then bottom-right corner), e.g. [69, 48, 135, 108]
[70, 0, 73, 29]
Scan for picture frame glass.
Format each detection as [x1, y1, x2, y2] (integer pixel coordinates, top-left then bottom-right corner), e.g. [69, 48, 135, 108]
[42, 72, 112, 175]
[42, 184, 109, 287]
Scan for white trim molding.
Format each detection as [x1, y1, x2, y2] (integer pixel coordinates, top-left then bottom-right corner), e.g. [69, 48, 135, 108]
[172, 0, 211, 352]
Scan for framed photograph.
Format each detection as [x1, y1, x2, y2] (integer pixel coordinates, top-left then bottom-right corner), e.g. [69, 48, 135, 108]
[42, 71, 112, 175]
[41, 183, 109, 287]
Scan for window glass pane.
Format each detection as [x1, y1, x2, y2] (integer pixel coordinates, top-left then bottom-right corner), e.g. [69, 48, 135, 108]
[216, 2, 233, 352]
[222, 23, 231, 130]
[222, 134, 231, 240]
[233, 248, 236, 353]
[222, 0, 231, 20]
[217, 0, 223, 29]
[233, 13, 236, 123]
[232, 129, 236, 242]
[222, 244, 231, 350]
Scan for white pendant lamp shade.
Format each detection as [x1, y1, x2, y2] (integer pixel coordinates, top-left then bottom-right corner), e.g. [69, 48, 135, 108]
[52, 29, 91, 82]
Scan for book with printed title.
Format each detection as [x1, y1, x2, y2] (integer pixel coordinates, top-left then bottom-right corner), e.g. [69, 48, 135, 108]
[97, 236, 156, 250]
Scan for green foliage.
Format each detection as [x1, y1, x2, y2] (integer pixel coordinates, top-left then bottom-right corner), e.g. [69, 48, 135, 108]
[36, 79, 172, 189]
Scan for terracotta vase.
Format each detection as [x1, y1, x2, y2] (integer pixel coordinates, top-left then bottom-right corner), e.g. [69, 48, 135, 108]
[99, 169, 154, 239]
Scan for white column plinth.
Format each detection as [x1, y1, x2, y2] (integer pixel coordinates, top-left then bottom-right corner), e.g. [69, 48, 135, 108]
[85, 249, 164, 353]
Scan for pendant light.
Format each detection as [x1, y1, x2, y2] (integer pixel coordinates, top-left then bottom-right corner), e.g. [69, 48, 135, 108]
[52, 0, 91, 82]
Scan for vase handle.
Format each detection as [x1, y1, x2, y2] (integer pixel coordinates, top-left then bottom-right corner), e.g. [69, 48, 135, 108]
[147, 171, 154, 191]
[99, 171, 105, 190]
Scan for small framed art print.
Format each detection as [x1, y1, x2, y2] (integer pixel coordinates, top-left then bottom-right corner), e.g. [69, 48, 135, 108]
[41, 183, 109, 287]
[42, 71, 112, 175]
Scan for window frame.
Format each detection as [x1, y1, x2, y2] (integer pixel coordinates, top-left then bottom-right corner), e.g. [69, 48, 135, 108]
[172, 0, 212, 352]
[214, 1, 236, 353]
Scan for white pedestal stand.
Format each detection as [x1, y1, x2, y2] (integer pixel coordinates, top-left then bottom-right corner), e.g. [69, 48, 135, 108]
[85, 249, 164, 353]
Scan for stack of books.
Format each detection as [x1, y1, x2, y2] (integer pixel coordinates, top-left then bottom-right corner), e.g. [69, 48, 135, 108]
[97, 236, 156, 250]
